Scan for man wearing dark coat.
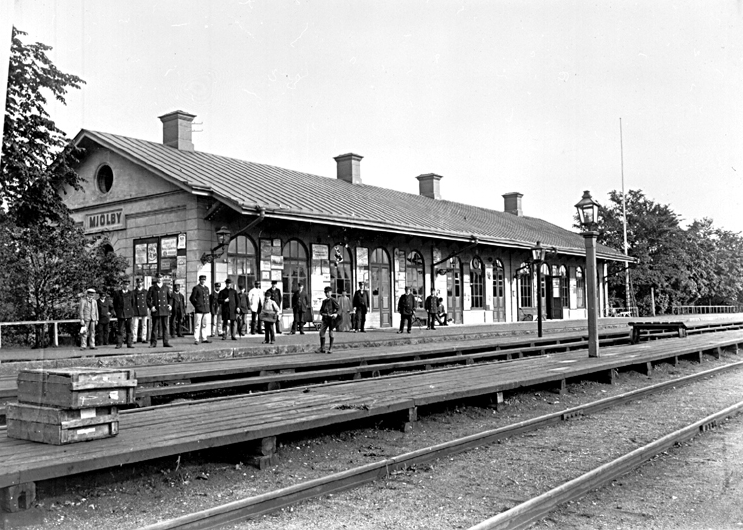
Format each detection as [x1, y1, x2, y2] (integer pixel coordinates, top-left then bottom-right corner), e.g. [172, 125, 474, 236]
[132, 278, 149, 343]
[113, 279, 135, 349]
[291, 283, 311, 335]
[268, 280, 283, 334]
[170, 283, 186, 338]
[237, 285, 250, 337]
[352, 281, 370, 333]
[96, 291, 114, 346]
[190, 275, 211, 344]
[210, 282, 222, 337]
[424, 290, 438, 330]
[218, 278, 239, 340]
[146, 274, 173, 347]
[397, 286, 416, 334]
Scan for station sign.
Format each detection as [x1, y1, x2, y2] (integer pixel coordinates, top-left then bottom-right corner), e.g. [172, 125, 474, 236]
[84, 208, 126, 234]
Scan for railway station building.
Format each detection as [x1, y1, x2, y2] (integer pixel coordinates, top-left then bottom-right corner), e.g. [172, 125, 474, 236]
[62, 110, 629, 330]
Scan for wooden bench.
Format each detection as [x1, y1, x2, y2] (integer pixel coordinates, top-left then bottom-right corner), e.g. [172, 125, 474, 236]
[629, 319, 743, 344]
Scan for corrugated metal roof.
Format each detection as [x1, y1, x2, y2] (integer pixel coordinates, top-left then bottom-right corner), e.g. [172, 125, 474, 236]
[76, 130, 628, 261]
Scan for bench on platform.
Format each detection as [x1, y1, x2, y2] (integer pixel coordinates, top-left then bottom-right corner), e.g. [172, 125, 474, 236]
[629, 319, 743, 344]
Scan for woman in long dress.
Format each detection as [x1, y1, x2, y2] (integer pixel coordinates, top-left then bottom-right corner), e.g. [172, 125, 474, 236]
[336, 289, 353, 332]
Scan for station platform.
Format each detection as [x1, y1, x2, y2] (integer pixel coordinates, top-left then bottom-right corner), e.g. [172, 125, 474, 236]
[1, 326, 742, 494]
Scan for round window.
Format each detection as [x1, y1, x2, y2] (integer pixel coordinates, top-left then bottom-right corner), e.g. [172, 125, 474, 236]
[96, 165, 114, 193]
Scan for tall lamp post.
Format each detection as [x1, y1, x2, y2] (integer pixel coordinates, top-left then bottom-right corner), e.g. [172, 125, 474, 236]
[575, 190, 601, 358]
[531, 241, 546, 338]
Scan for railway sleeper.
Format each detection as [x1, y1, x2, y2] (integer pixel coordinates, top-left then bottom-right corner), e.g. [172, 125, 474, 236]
[699, 419, 718, 432]
[398, 406, 418, 433]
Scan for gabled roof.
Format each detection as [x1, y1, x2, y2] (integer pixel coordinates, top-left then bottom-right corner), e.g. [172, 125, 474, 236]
[74, 129, 628, 261]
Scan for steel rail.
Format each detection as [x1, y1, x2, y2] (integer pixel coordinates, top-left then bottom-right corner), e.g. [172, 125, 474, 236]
[468, 400, 743, 530]
[136, 359, 743, 530]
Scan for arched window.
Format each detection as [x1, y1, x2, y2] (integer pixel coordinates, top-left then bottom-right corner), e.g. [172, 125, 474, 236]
[406, 251, 425, 308]
[330, 244, 353, 297]
[518, 262, 533, 308]
[576, 267, 585, 309]
[282, 240, 308, 310]
[226, 236, 257, 291]
[470, 256, 484, 309]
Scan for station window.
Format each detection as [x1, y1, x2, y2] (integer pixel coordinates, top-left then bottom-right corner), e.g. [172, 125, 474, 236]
[518, 262, 533, 308]
[96, 164, 114, 194]
[406, 251, 425, 308]
[576, 267, 585, 308]
[470, 256, 484, 309]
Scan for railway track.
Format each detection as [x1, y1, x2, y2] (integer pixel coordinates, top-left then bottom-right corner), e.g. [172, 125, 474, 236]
[136, 359, 743, 530]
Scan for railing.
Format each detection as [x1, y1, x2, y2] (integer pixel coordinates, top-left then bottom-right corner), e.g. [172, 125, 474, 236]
[672, 305, 743, 315]
[0, 317, 155, 349]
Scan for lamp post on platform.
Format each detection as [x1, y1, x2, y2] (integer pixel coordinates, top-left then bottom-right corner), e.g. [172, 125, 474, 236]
[575, 190, 601, 358]
[531, 241, 546, 338]
[200, 226, 232, 265]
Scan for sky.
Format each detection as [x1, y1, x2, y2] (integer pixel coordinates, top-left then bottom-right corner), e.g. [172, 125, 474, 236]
[2, 0, 743, 234]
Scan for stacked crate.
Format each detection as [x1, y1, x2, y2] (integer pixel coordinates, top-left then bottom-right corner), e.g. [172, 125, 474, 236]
[6, 368, 137, 445]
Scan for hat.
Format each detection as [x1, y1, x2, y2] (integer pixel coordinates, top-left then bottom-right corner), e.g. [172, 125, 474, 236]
[271, 280, 278, 285]
[215, 282, 221, 287]
[404, 285, 411, 290]
[324, 286, 332, 293]
[135, 278, 143, 283]
[86, 288, 96, 294]
[154, 273, 162, 280]
[121, 279, 130, 284]
[198, 275, 207, 280]
[225, 278, 232, 284]
[254, 281, 260, 286]
[359, 281, 364, 285]
[174, 283, 181, 288]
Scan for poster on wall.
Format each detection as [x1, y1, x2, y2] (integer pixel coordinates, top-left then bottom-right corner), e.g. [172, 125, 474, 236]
[147, 243, 158, 264]
[270, 255, 284, 269]
[312, 244, 328, 260]
[161, 237, 177, 257]
[272, 238, 281, 249]
[260, 239, 272, 256]
[261, 259, 271, 271]
[177, 256, 187, 275]
[177, 233, 186, 249]
[356, 247, 368, 267]
[135, 244, 148, 265]
[433, 247, 441, 266]
[270, 269, 282, 281]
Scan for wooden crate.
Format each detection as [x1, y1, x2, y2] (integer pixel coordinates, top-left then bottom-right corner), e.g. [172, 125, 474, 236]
[17, 368, 137, 409]
[6, 403, 119, 445]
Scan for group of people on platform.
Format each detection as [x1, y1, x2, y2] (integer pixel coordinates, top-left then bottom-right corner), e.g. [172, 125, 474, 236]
[78, 277, 376, 354]
[396, 286, 449, 334]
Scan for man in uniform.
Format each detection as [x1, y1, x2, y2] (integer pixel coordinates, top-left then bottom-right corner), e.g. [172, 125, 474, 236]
[96, 291, 114, 346]
[352, 281, 370, 333]
[218, 278, 239, 340]
[210, 282, 222, 337]
[132, 278, 149, 343]
[268, 280, 283, 334]
[79, 288, 99, 350]
[113, 279, 135, 349]
[291, 282, 311, 335]
[424, 289, 439, 330]
[146, 274, 173, 347]
[317, 286, 340, 354]
[397, 286, 416, 334]
[170, 283, 186, 338]
[190, 275, 211, 345]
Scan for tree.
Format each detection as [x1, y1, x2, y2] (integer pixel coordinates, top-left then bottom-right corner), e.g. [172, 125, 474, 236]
[2, 27, 85, 226]
[0, 28, 127, 346]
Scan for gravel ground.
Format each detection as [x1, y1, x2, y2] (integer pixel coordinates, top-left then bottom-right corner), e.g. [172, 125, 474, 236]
[7, 353, 743, 530]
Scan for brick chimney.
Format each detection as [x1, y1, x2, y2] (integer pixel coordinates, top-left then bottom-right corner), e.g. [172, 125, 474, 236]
[334, 153, 363, 184]
[158, 110, 196, 151]
[416, 173, 443, 200]
[503, 192, 523, 216]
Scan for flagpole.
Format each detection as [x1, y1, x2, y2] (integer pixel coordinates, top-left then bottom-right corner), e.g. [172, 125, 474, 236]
[620, 118, 630, 314]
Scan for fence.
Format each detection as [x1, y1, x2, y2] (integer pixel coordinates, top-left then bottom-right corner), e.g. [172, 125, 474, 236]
[672, 305, 743, 315]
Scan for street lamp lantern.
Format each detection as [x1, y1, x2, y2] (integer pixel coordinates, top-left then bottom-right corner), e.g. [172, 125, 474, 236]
[531, 241, 546, 338]
[575, 190, 601, 357]
[575, 190, 600, 231]
[216, 226, 231, 246]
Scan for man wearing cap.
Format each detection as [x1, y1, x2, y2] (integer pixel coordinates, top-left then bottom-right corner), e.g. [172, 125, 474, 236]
[397, 286, 416, 334]
[268, 280, 283, 334]
[190, 275, 211, 345]
[79, 288, 99, 350]
[210, 282, 222, 337]
[248, 280, 263, 335]
[146, 274, 174, 347]
[113, 279, 135, 349]
[352, 281, 370, 333]
[317, 286, 340, 353]
[424, 289, 439, 330]
[96, 291, 114, 346]
[170, 283, 186, 338]
[291, 283, 310, 335]
[218, 278, 239, 340]
[237, 284, 249, 337]
[132, 278, 149, 343]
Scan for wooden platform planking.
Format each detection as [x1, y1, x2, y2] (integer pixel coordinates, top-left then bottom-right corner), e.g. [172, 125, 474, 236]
[1, 330, 742, 490]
